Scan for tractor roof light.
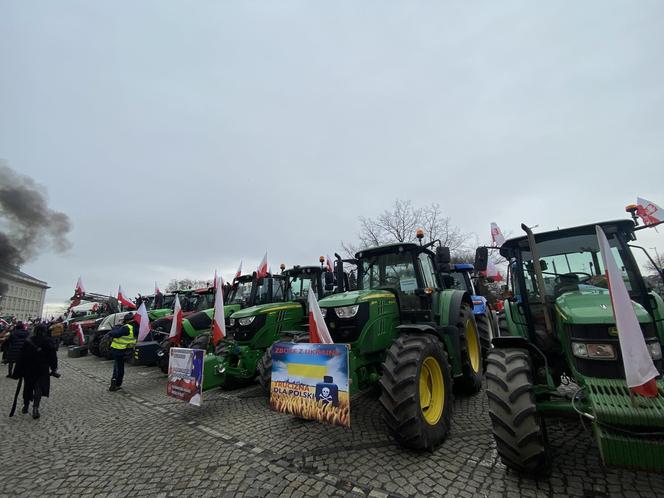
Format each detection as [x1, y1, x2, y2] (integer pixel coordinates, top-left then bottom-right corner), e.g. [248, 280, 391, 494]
[280, 263, 286, 271]
[416, 228, 425, 244]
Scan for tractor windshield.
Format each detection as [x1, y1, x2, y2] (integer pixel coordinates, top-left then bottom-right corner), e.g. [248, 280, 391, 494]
[514, 231, 641, 302]
[255, 277, 286, 305]
[448, 272, 471, 293]
[287, 274, 314, 300]
[228, 280, 253, 306]
[359, 252, 418, 293]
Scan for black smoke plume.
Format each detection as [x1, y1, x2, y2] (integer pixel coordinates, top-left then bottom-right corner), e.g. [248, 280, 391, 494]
[0, 160, 73, 299]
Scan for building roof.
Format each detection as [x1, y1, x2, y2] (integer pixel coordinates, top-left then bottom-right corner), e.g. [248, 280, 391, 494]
[0, 267, 49, 289]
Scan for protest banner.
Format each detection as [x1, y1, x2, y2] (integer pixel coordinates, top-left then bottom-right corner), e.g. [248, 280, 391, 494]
[167, 347, 204, 406]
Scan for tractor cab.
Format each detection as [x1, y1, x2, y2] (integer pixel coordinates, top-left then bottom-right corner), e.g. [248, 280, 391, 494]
[283, 265, 328, 303]
[226, 274, 258, 307]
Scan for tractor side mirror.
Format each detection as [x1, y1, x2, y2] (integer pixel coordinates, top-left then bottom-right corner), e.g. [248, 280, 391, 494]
[540, 260, 548, 271]
[474, 247, 488, 272]
[435, 246, 451, 270]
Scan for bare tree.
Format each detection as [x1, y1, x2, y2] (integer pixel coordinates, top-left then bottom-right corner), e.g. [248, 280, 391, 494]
[644, 251, 664, 275]
[165, 278, 210, 292]
[341, 199, 469, 256]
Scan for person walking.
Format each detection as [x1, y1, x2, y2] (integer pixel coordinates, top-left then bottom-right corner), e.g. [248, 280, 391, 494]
[109, 313, 136, 391]
[5, 322, 29, 378]
[14, 323, 59, 419]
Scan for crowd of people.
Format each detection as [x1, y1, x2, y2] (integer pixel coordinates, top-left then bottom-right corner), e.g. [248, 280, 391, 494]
[1, 317, 61, 419]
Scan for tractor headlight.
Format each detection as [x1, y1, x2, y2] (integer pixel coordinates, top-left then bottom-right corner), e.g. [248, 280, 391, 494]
[572, 342, 616, 360]
[229, 318, 236, 327]
[320, 308, 327, 318]
[238, 316, 255, 326]
[647, 342, 662, 360]
[334, 305, 359, 319]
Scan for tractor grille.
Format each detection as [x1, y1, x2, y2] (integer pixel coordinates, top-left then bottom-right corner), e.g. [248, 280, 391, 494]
[325, 303, 369, 344]
[586, 377, 664, 427]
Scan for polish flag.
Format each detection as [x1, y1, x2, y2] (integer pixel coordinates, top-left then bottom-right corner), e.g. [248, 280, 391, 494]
[482, 260, 504, 282]
[235, 260, 243, 278]
[117, 285, 137, 309]
[155, 281, 161, 295]
[168, 294, 183, 345]
[213, 269, 218, 289]
[76, 323, 86, 346]
[135, 302, 151, 342]
[596, 225, 659, 398]
[491, 222, 505, 247]
[211, 277, 226, 346]
[636, 197, 663, 227]
[75, 277, 86, 296]
[325, 255, 334, 273]
[256, 251, 269, 279]
[308, 290, 333, 344]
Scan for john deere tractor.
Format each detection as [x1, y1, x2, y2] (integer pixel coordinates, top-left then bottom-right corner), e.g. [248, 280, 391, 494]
[484, 218, 664, 473]
[204, 263, 336, 391]
[444, 263, 500, 361]
[316, 236, 483, 450]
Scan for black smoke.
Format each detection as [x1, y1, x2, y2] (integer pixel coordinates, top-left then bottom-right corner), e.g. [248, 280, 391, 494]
[0, 161, 73, 299]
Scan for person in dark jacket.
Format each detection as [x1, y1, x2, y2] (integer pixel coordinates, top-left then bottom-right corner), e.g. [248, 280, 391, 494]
[5, 322, 29, 378]
[14, 324, 58, 419]
[109, 313, 136, 391]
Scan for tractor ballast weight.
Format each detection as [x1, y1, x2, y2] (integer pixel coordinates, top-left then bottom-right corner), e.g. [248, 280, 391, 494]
[486, 219, 664, 473]
[317, 240, 484, 450]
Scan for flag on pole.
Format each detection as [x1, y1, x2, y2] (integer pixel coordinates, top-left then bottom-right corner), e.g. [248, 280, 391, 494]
[491, 222, 505, 247]
[135, 302, 151, 342]
[482, 259, 504, 282]
[325, 255, 334, 273]
[308, 290, 334, 344]
[212, 277, 226, 346]
[256, 251, 269, 278]
[168, 294, 183, 345]
[235, 260, 243, 278]
[213, 269, 218, 289]
[596, 225, 659, 398]
[75, 277, 85, 296]
[636, 197, 663, 226]
[117, 285, 137, 309]
[76, 323, 86, 346]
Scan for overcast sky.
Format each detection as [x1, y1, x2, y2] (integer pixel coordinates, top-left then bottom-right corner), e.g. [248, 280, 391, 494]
[1, 1, 663, 307]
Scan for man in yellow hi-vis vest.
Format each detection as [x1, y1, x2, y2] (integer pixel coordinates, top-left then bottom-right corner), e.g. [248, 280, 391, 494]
[109, 313, 136, 391]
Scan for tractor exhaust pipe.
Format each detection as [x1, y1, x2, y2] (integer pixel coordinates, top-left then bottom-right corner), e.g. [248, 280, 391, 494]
[521, 223, 554, 336]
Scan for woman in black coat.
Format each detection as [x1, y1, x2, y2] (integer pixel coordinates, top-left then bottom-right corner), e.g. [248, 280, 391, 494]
[14, 324, 58, 419]
[5, 322, 29, 378]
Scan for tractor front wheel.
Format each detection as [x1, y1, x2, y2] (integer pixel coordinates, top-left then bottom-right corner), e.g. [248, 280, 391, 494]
[98, 334, 112, 359]
[379, 334, 453, 450]
[475, 311, 493, 367]
[485, 348, 550, 474]
[157, 339, 172, 373]
[455, 304, 483, 394]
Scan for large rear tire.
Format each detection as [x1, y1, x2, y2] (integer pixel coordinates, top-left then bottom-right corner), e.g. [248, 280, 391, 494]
[99, 334, 112, 359]
[379, 334, 453, 450]
[157, 339, 172, 374]
[485, 348, 550, 474]
[455, 304, 483, 395]
[257, 333, 309, 396]
[88, 334, 101, 356]
[475, 311, 493, 366]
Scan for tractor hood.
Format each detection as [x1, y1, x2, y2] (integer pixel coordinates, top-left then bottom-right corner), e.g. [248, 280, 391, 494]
[319, 289, 394, 308]
[555, 289, 652, 325]
[231, 302, 302, 318]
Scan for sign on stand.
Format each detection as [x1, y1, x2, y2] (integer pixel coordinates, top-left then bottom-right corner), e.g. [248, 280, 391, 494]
[269, 342, 350, 427]
[167, 347, 204, 406]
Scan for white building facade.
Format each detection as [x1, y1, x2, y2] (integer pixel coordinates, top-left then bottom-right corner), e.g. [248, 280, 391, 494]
[0, 268, 49, 321]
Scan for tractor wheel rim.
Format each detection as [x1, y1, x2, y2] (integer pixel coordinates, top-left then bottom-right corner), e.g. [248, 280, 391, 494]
[466, 319, 480, 373]
[419, 356, 444, 425]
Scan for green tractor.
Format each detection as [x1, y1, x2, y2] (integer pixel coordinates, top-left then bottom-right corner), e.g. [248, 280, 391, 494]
[204, 263, 336, 391]
[316, 238, 484, 450]
[484, 218, 664, 473]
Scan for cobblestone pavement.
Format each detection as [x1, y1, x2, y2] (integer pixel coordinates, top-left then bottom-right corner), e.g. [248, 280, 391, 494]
[1, 351, 664, 497]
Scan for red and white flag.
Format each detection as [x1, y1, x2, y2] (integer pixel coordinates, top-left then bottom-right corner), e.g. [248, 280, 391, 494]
[491, 222, 505, 247]
[235, 260, 243, 278]
[135, 302, 151, 342]
[482, 259, 504, 282]
[76, 323, 86, 346]
[168, 294, 183, 346]
[212, 277, 226, 346]
[155, 281, 161, 295]
[213, 269, 218, 289]
[596, 225, 659, 398]
[325, 255, 334, 273]
[75, 277, 85, 296]
[117, 285, 137, 309]
[636, 197, 663, 227]
[308, 290, 334, 344]
[256, 251, 269, 279]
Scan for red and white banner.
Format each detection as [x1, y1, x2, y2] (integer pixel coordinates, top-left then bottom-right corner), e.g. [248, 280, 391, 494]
[256, 251, 269, 279]
[117, 285, 137, 309]
[596, 225, 659, 397]
[168, 294, 183, 345]
[235, 260, 243, 278]
[75, 277, 85, 296]
[491, 222, 505, 247]
[308, 290, 333, 344]
[325, 255, 334, 273]
[76, 323, 86, 346]
[135, 302, 151, 342]
[212, 277, 226, 346]
[636, 197, 663, 226]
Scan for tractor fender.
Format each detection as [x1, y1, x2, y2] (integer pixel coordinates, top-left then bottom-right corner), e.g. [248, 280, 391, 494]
[492, 336, 551, 384]
[440, 289, 474, 327]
